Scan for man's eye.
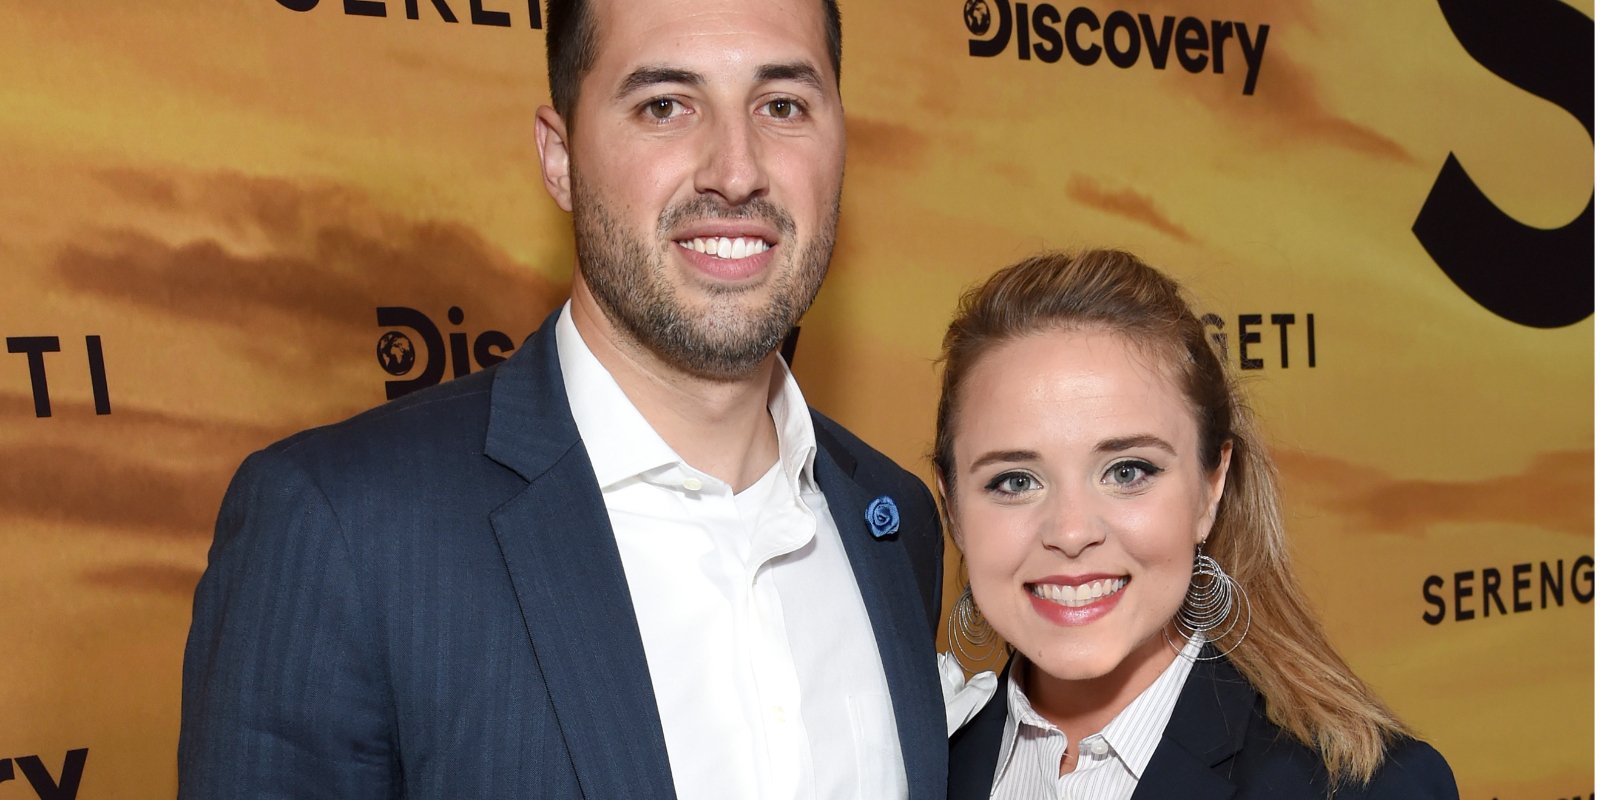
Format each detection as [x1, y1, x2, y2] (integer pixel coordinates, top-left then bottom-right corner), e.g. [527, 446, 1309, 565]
[763, 98, 799, 119]
[645, 98, 682, 120]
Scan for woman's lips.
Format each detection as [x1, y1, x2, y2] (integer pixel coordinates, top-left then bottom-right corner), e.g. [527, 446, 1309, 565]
[1025, 577, 1128, 625]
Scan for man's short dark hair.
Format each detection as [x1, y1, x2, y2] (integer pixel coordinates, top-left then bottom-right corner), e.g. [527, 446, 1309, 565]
[545, 0, 843, 125]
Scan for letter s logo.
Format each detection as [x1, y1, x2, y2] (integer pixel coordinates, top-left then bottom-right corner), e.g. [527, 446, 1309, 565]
[1412, 0, 1593, 328]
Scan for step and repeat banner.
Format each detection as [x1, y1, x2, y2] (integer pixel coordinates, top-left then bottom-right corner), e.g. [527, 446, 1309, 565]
[0, 1, 1591, 797]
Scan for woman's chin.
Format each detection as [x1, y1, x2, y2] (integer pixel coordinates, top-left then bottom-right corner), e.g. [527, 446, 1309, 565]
[1025, 628, 1177, 682]
[1021, 645, 1125, 684]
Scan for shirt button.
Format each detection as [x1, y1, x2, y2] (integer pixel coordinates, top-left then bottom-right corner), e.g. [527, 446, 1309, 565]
[1085, 738, 1110, 757]
[682, 477, 703, 491]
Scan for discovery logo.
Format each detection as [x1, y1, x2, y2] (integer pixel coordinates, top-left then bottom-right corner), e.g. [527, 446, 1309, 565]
[963, 0, 1271, 95]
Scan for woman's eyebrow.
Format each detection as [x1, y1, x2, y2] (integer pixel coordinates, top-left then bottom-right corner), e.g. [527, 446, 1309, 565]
[968, 449, 1040, 472]
[1095, 435, 1176, 455]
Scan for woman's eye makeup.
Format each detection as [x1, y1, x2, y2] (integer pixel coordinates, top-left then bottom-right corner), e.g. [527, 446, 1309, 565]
[983, 471, 1041, 496]
[973, 457, 1164, 498]
[1104, 459, 1162, 488]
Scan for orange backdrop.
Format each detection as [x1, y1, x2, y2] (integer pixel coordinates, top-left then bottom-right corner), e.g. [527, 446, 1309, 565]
[0, 1, 1591, 797]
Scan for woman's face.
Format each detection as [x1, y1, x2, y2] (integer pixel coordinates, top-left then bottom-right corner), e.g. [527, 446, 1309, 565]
[946, 327, 1229, 684]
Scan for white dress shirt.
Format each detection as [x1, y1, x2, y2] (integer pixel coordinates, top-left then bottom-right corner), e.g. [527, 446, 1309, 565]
[989, 637, 1201, 800]
[555, 305, 907, 800]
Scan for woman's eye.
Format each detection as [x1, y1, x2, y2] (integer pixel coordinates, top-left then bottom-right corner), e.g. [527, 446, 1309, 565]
[985, 472, 1040, 496]
[1105, 460, 1160, 488]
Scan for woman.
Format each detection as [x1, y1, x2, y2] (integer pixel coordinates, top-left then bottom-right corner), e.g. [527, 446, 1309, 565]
[936, 250, 1457, 799]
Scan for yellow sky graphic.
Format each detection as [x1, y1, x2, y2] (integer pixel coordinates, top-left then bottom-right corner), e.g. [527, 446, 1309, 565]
[0, 1, 1591, 795]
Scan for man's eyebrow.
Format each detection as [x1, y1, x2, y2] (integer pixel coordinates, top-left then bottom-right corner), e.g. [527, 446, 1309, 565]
[614, 66, 704, 100]
[756, 61, 825, 91]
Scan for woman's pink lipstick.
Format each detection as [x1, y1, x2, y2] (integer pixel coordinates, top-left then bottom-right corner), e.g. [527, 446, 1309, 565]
[1025, 575, 1129, 626]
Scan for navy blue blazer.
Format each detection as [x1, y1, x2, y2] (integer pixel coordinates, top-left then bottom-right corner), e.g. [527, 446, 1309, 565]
[948, 655, 1458, 799]
[179, 312, 947, 799]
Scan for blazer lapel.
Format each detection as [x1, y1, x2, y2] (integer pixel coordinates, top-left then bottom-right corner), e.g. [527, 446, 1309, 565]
[1130, 655, 1255, 800]
[484, 315, 676, 800]
[947, 663, 1010, 800]
[814, 430, 947, 800]
[949, 652, 1253, 800]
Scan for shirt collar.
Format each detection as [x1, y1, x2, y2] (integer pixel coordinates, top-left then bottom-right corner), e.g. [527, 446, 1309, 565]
[996, 635, 1201, 782]
[765, 348, 820, 495]
[1097, 635, 1199, 778]
[556, 305, 678, 488]
[555, 303, 818, 493]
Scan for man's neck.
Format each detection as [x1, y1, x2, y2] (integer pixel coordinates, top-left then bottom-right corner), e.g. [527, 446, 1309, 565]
[569, 291, 781, 493]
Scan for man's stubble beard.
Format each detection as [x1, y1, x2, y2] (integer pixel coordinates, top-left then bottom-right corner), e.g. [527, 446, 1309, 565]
[570, 173, 839, 381]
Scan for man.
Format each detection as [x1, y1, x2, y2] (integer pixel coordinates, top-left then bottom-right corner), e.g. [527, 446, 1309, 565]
[178, 0, 946, 796]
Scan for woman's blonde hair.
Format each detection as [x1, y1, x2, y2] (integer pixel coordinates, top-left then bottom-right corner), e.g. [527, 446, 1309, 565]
[932, 249, 1407, 786]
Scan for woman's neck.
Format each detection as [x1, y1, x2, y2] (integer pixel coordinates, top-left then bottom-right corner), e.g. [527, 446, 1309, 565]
[1021, 627, 1185, 745]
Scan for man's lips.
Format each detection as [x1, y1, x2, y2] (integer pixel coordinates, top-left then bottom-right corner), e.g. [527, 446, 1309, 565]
[671, 236, 777, 282]
[670, 219, 780, 262]
[675, 235, 772, 260]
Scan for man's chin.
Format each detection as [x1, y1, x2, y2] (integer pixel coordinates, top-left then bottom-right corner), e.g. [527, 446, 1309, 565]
[654, 341, 779, 382]
[642, 314, 790, 380]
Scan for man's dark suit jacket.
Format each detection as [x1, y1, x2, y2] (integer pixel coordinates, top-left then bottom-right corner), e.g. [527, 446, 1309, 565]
[179, 312, 947, 799]
[948, 654, 1458, 799]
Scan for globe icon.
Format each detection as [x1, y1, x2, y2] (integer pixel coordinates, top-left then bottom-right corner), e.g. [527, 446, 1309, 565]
[377, 331, 416, 376]
[964, 0, 991, 35]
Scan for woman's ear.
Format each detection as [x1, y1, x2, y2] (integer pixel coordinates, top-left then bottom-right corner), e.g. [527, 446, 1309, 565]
[1197, 440, 1233, 544]
[936, 473, 963, 551]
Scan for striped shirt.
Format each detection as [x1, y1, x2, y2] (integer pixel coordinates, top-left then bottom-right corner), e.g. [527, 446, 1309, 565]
[989, 636, 1201, 800]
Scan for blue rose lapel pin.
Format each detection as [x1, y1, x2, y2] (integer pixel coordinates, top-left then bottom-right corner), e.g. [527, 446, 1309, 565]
[865, 495, 900, 539]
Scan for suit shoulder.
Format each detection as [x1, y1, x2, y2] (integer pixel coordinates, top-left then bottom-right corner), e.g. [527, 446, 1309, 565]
[1232, 711, 1458, 800]
[809, 408, 930, 493]
[1363, 737, 1458, 799]
[226, 367, 516, 519]
[266, 367, 499, 469]
[807, 408, 878, 461]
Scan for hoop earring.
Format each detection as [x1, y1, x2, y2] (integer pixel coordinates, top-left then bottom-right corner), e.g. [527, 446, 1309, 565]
[1166, 549, 1251, 661]
[947, 584, 1003, 671]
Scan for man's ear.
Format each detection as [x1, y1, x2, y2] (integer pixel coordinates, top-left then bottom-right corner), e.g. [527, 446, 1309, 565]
[535, 105, 574, 212]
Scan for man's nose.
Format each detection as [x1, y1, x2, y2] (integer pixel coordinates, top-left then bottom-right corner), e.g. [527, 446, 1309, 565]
[693, 112, 769, 205]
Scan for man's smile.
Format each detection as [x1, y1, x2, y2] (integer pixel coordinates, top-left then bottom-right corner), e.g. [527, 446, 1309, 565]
[675, 235, 773, 259]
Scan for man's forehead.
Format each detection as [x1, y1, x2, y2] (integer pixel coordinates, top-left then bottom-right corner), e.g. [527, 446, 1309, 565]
[586, 0, 831, 82]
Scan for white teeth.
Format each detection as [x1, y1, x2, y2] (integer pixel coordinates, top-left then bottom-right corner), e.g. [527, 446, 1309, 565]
[676, 236, 772, 259]
[1031, 578, 1127, 608]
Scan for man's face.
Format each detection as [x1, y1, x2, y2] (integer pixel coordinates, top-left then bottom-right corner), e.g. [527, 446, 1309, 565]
[543, 0, 845, 380]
